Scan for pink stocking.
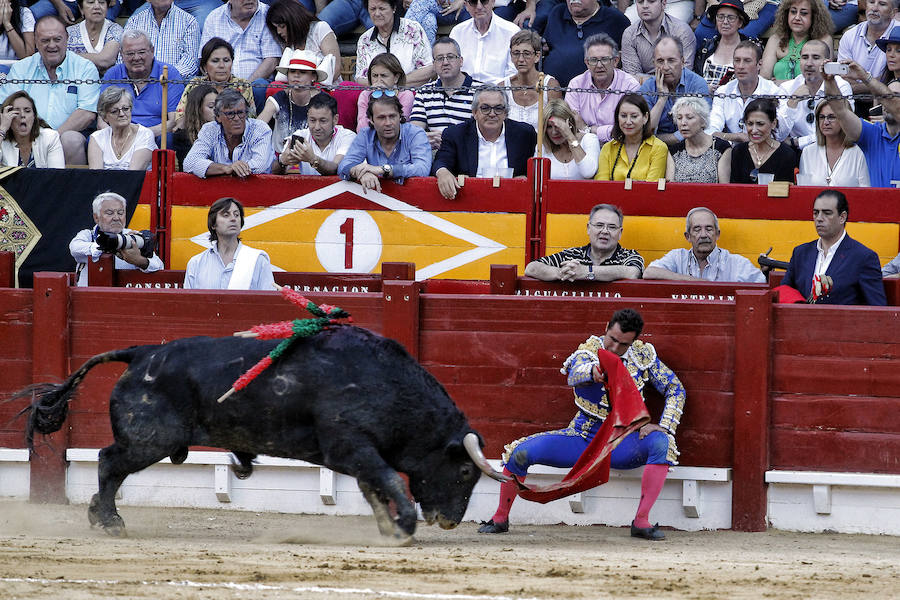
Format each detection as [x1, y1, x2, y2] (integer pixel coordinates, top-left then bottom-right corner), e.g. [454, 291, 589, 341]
[634, 464, 668, 528]
[491, 469, 521, 524]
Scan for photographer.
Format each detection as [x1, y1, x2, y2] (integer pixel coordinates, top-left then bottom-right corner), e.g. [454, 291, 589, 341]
[69, 191, 164, 286]
[271, 93, 355, 176]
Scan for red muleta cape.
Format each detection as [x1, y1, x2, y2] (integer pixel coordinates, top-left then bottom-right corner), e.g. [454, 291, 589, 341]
[515, 347, 651, 503]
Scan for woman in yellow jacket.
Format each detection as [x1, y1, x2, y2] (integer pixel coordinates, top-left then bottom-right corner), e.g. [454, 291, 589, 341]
[596, 93, 672, 182]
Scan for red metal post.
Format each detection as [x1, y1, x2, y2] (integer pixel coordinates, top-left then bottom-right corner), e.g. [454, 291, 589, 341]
[0, 250, 14, 287]
[489, 264, 517, 295]
[526, 157, 550, 263]
[29, 272, 71, 503]
[150, 149, 176, 267]
[382, 280, 419, 359]
[732, 288, 774, 531]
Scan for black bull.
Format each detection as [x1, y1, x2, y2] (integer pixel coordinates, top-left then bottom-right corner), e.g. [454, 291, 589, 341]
[16, 325, 506, 540]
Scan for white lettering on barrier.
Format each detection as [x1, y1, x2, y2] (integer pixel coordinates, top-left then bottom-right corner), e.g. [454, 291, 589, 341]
[515, 290, 622, 298]
[670, 294, 736, 301]
[292, 285, 370, 293]
[124, 283, 182, 288]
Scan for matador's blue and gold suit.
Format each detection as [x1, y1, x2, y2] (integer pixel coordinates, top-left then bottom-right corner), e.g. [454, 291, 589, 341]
[501, 335, 686, 477]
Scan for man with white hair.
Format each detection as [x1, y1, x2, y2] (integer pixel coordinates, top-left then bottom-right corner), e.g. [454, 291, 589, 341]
[69, 192, 164, 287]
[101, 30, 185, 138]
[124, 0, 201, 79]
[643, 207, 765, 282]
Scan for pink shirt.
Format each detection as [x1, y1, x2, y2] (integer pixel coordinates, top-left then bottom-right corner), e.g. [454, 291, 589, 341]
[356, 89, 416, 131]
[564, 69, 639, 143]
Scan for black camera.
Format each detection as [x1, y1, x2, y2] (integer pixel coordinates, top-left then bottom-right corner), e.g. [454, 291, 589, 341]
[95, 229, 156, 258]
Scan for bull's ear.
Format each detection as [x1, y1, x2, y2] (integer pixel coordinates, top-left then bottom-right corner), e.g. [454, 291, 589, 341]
[444, 435, 468, 457]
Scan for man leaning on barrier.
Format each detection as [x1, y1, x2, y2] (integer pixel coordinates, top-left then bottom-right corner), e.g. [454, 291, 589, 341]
[643, 207, 766, 283]
[69, 191, 163, 287]
[1, 15, 100, 165]
[525, 203, 644, 282]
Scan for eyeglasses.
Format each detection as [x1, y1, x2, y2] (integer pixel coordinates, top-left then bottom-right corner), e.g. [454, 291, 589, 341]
[586, 56, 615, 66]
[123, 49, 150, 59]
[107, 106, 132, 115]
[749, 168, 759, 182]
[715, 13, 739, 22]
[817, 114, 838, 122]
[588, 222, 620, 233]
[371, 89, 397, 98]
[576, 24, 584, 40]
[465, 0, 489, 5]
[510, 50, 535, 59]
[478, 104, 506, 115]
[221, 109, 248, 120]
[805, 99, 816, 124]
[434, 54, 459, 63]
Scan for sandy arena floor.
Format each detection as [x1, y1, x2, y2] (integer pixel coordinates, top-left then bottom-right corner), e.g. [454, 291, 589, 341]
[0, 500, 897, 600]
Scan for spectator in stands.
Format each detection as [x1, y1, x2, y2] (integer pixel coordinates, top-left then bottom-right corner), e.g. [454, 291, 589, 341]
[877, 26, 900, 83]
[174, 37, 256, 133]
[1, 16, 100, 165]
[640, 35, 710, 145]
[883, 252, 900, 277]
[70, 191, 164, 287]
[200, 0, 283, 114]
[449, 0, 518, 85]
[317, 0, 372, 38]
[354, 0, 433, 85]
[644, 207, 766, 282]
[124, 0, 200, 80]
[798, 100, 870, 186]
[0, 0, 34, 72]
[88, 87, 156, 170]
[538, 98, 600, 179]
[782, 189, 886, 305]
[258, 48, 326, 154]
[356, 52, 414, 131]
[565, 33, 639, 143]
[542, 0, 630, 87]
[667, 97, 730, 182]
[273, 92, 356, 175]
[761, 0, 833, 84]
[29, 0, 119, 25]
[824, 59, 900, 187]
[0, 90, 64, 167]
[337, 93, 432, 192]
[780, 40, 853, 151]
[620, 0, 695, 82]
[778, 40, 854, 150]
[432, 87, 537, 199]
[597, 92, 671, 180]
[66, 0, 120, 75]
[184, 196, 275, 291]
[405, 0, 470, 46]
[619, 0, 695, 25]
[183, 88, 275, 178]
[694, 0, 775, 48]
[693, 0, 752, 91]
[829, 0, 864, 37]
[410, 37, 482, 152]
[265, 0, 340, 85]
[838, 0, 895, 98]
[501, 30, 561, 132]
[172, 82, 215, 167]
[728, 98, 799, 183]
[524, 203, 643, 281]
[707, 40, 782, 143]
[101, 30, 184, 140]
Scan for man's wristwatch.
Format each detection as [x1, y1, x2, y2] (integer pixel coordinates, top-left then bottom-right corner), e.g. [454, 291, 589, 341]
[312, 157, 321, 170]
[381, 164, 393, 178]
[569, 139, 580, 149]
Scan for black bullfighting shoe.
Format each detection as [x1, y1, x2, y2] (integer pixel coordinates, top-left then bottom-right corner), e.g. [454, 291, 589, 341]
[477, 519, 509, 534]
[630, 521, 665, 540]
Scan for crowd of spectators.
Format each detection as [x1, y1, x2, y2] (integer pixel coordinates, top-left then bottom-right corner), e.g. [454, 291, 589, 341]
[0, 0, 896, 189]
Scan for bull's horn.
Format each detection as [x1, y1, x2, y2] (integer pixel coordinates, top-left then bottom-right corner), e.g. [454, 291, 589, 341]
[463, 433, 511, 482]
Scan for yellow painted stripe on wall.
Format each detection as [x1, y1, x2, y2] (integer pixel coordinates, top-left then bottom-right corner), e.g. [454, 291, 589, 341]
[546, 215, 900, 266]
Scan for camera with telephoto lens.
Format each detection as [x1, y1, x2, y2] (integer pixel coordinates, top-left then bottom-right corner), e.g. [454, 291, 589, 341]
[95, 229, 157, 258]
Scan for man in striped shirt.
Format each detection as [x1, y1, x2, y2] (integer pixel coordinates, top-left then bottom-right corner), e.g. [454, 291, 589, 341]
[410, 37, 482, 151]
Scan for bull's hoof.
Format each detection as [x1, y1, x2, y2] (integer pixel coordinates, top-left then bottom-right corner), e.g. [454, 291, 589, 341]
[170, 446, 189, 464]
[88, 494, 101, 527]
[102, 514, 126, 537]
[393, 533, 414, 547]
[231, 463, 253, 480]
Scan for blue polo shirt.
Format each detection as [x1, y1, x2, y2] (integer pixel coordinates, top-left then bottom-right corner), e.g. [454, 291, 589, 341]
[1, 51, 100, 129]
[101, 60, 184, 128]
[857, 120, 900, 188]
[639, 68, 710, 139]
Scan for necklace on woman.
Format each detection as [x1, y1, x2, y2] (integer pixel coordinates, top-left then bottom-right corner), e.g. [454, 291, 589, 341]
[112, 124, 135, 159]
[749, 139, 775, 168]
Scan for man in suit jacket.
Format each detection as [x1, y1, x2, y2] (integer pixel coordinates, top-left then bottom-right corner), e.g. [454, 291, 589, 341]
[432, 87, 537, 200]
[782, 190, 886, 306]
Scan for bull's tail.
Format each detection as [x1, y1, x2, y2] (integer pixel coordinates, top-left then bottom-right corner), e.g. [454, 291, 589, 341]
[12, 347, 141, 449]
